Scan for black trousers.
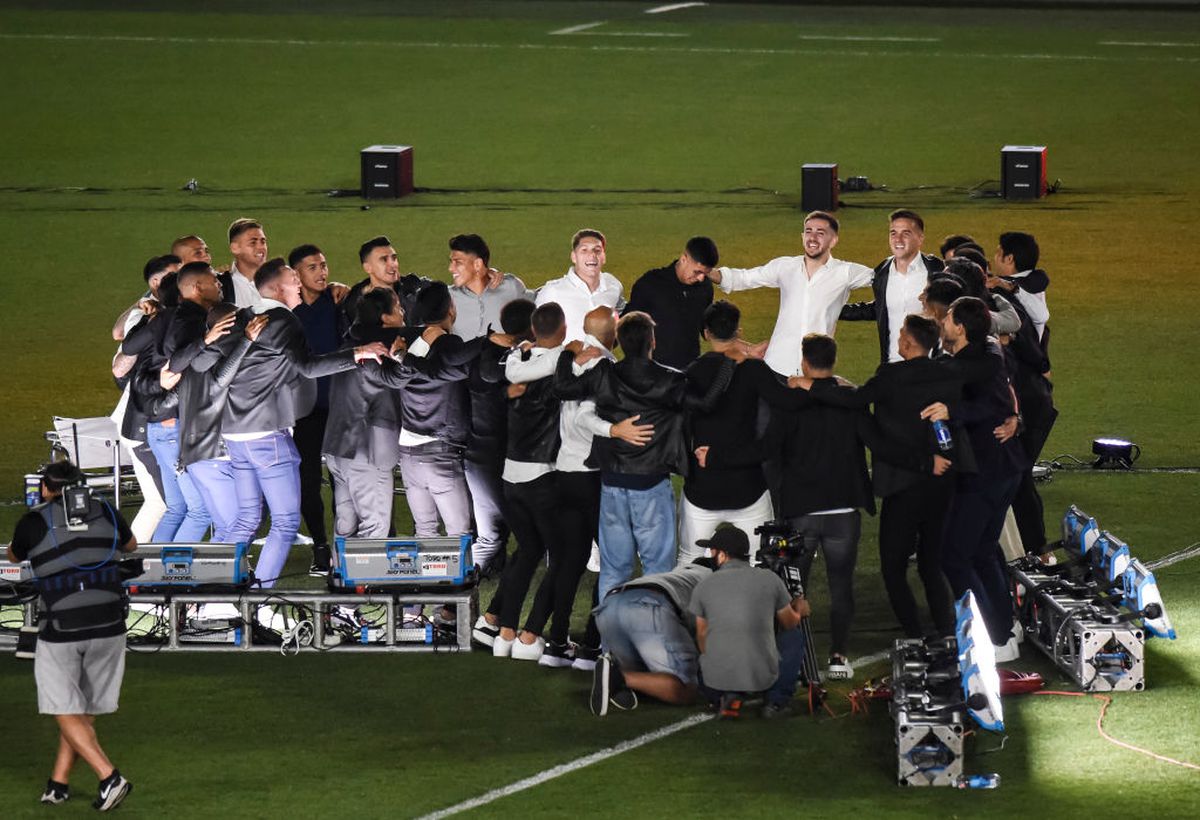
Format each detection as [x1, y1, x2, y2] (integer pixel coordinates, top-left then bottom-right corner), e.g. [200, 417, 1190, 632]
[787, 510, 861, 657]
[879, 478, 955, 638]
[525, 471, 601, 645]
[1012, 411, 1056, 555]
[293, 408, 330, 548]
[940, 473, 1022, 646]
[487, 474, 560, 631]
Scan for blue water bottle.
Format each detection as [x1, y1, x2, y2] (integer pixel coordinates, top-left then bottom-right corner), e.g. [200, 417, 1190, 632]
[956, 773, 1001, 789]
[932, 420, 953, 453]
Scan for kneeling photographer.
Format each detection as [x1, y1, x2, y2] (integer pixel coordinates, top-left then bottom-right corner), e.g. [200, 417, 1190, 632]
[7, 461, 139, 811]
[688, 526, 811, 719]
[590, 558, 714, 716]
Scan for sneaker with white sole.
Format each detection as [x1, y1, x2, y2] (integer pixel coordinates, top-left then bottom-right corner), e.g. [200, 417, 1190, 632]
[40, 779, 69, 805]
[93, 770, 131, 812]
[539, 641, 575, 668]
[492, 635, 514, 658]
[590, 653, 635, 715]
[511, 635, 546, 661]
[472, 616, 499, 647]
[994, 635, 1020, 663]
[827, 654, 853, 680]
[572, 644, 601, 671]
[586, 542, 601, 573]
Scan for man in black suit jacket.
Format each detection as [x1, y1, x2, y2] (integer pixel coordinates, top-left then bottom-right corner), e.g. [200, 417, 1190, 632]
[806, 314, 961, 639]
[841, 209, 945, 365]
[222, 258, 385, 589]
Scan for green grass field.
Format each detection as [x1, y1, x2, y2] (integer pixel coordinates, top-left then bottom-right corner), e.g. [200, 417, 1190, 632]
[2, 1, 1200, 817]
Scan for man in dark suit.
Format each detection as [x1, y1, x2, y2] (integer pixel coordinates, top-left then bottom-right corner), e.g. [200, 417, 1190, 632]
[805, 314, 961, 639]
[841, 209, 945, 365]
[222, 258, 385, 588]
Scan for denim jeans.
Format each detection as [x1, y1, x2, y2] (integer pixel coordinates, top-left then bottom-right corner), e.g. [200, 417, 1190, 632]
[224, 432, 301, 589]
[146, 421, 210, 542]
[597, 478, 676, 601]
[186, 458, 239, 542]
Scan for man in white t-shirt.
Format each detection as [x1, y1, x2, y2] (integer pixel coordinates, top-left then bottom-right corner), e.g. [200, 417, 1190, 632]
[535, 229, 624, 342]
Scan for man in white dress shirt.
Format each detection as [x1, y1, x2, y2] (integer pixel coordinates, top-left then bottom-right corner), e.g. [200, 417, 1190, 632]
[535, 229, 624, 342]
[841, 209, 945, 365]
[704, 211, 873, 376]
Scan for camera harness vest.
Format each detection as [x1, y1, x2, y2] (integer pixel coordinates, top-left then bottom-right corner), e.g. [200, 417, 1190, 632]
[26, 500, 125, 636]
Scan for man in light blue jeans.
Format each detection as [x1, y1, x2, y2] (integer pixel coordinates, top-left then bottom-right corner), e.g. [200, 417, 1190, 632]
[598, 478, 676, 600]
[145, 420, 210, 542]
[224, 432, 302, 588]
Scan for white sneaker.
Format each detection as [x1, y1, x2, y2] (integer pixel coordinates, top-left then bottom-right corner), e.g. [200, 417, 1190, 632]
[587, 541, 601, 573]
[994, 635, 1020, 663]
[493, 635, 514, 658]
[512, 635, 546, 661]
[827, 655, 854, 680]
[1012, 619, 1025, 644]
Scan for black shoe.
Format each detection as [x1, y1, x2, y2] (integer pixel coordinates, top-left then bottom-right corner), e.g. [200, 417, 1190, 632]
[572, 644, 601, 672]
[40, 779, 69, 805]
[93, 770, 131, 812]
[309, 544, 332, 577]
[590, 653, 613, 716]
[718, 693, 743, 720]
[762, 701, 793, 720]
[538, 641, 575, 669]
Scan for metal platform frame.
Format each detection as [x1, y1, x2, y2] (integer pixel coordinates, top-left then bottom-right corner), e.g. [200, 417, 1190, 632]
[4, 589, 477, 653]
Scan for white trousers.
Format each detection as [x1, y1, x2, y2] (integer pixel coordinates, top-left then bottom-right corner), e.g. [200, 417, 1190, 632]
[676, 490, 774, 567]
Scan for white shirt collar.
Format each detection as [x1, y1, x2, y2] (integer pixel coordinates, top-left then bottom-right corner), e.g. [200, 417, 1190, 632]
[256, 296, 288, 314]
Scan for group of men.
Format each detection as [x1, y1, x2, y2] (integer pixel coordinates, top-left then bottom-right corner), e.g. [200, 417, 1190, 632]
[105, 210, 1053, 692]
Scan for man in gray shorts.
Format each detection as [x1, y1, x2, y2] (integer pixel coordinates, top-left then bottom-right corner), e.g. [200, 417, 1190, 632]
[7, 461, 138, 811]
[590, 560, 713, 716]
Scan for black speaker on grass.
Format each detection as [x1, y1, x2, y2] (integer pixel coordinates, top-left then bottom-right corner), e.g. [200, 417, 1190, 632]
[801, 163, 839, 211]
[1001, 145, 1047, 199]
[361, 145, 414, 199]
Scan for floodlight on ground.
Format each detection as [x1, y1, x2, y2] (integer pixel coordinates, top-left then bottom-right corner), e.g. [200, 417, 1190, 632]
[1093, 531, 1132, 587]
[953, 592, 1004, 733]
[1061, 505, 1100, 558]
[1122, 559, 1177, 640]
[1092, 437, 1140, 470]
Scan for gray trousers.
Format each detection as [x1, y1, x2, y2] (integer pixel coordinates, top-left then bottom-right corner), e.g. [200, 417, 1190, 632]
[397, 441, 472, 538]
[326, 454, 395, 539]
[464, 458, 508, 572]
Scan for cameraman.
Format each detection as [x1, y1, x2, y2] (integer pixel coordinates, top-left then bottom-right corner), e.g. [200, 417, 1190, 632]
[7, 461, 137, 811]
[688, 526, 810, 718]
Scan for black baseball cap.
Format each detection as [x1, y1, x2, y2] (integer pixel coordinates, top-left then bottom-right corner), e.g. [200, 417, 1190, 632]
[696, 525, 750, 559]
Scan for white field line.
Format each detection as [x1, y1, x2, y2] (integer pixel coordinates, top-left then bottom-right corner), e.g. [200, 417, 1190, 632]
[1099, 40, 1200, 48]
[550, 21, 606, 35]
[2, 33, 1198, 63]
[798, 34, 941, 43]
[581, 31, 689, 38]
[646, 2, 707, 13]
[414, 712, 716, 820]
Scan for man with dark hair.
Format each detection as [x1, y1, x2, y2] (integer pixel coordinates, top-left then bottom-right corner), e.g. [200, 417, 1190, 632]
[939, 234, 976, 260]
[341, 235, 430, 325]
[688, 526, 810, 718]
[223, 259, 385, 588]
[799, 314, 961, 639]
[682, 300, 813, 564]
[321, 288, 407, 539]
[8, 461, 138, 811]
[387, 281, 476, 540]
[111, 255, 182, 343]
[991, 231, 1050, 344]
[924, 296, 1024, 656]
[448, 233, 531, 340]
[288, 244, 345, 573]
[921, 276, 965, 324]
[446, 233, 531, 572]
[536, 229, 624, 342]
[622, 237, 718, 370]
[706, 211, 873, 375]
[842, 209, 946, 364]
[483, 302, 569, 659]
[225, 217, 268, 309]
[553, 311, 733, 600]
[943, 257, 1022, 336]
